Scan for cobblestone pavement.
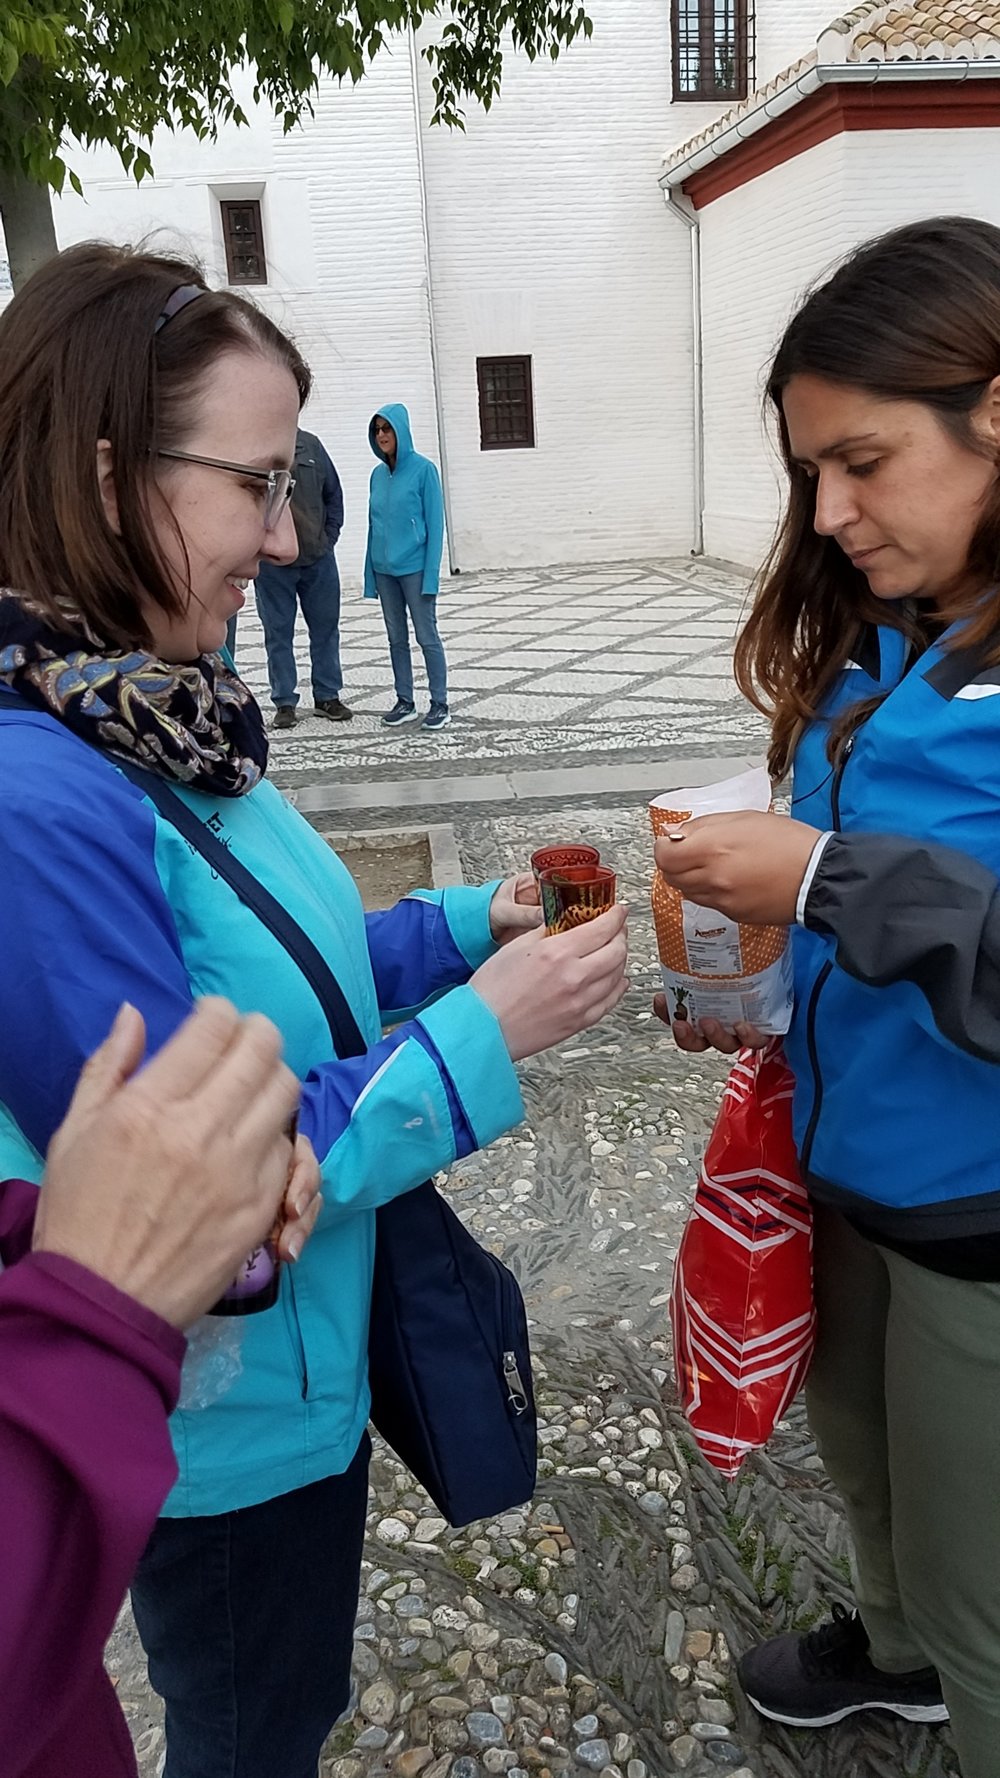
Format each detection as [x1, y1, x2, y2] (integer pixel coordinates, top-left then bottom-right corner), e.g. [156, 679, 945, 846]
[107, 562, 960, 1778]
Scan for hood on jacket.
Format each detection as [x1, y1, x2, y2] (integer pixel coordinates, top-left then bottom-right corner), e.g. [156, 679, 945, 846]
[370, 403, 414, 469]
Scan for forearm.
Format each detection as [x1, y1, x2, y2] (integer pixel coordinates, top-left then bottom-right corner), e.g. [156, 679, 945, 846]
[365, 884, 500, 1016]
[301, 988, 522, 1221]
[804, 830, 1000, 1062]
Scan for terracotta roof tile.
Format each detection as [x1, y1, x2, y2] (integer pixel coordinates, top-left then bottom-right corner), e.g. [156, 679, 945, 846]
[826, 1, 1000, 59]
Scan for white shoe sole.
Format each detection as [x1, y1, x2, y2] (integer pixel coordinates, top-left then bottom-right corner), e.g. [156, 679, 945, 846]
[744, 1692, 950, 1728]
[382, 709, 419, 726]
[423, 715, 451, 730]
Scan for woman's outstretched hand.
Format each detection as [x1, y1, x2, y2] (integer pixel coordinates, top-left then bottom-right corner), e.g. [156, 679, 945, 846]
[653, 810, 820, 926]
[489, 872, 544, 943]
[472, 903, 629, 1060]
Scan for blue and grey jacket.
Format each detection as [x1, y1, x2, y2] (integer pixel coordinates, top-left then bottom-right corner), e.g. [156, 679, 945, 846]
[788, 617, 1000, 1277]
[364, 404, 445, 598]
[0, 690, 523, 1513]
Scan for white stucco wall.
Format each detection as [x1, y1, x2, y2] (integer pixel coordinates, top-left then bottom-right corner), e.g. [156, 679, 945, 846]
[697, 126, 1000, 568]
[416, 0, 692, 568]
[35, 56, 437, 590]
[755, 0, 848, 83]
[2, 4, 696, 577]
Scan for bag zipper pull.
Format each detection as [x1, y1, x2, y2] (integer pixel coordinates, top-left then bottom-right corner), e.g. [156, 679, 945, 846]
[503, 1350, 528, 1415]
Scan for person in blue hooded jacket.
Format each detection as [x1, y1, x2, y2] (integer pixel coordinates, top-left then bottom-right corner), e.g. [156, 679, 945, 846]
[656, 218, 1000, 1778]
[364, 405, 450, 730]
[0, 243, 630, 1778]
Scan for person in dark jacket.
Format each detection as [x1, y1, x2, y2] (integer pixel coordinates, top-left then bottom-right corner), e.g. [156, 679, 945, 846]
[655, 218, 1000, 1778]
[254, 427, 350, 729]
[0, 997, 321, 1778]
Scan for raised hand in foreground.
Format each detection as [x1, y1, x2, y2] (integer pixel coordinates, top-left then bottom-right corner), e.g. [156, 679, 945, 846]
[35, 999, 321, 1329]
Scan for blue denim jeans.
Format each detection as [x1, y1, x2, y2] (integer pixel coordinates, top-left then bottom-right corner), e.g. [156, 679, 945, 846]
[130, 1438, 370, 1778]
[255, 552, 343, 708]
[375, 570, 448, 708]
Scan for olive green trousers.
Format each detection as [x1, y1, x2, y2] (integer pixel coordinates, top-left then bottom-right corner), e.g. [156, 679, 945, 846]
[806, 1206, 1000, 1778]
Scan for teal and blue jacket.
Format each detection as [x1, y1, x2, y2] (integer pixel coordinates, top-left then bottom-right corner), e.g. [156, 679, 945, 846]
[364, 404, 445, 599]
[0, 689, 524, 1512]
[788, 616, 1000, 1276]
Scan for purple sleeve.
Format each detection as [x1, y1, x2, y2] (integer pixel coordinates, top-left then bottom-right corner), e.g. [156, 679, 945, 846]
[0, 1176, 39, 1264]
[0, 1251, 184, 1775]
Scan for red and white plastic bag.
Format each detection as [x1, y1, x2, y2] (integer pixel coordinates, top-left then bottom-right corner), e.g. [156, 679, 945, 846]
[670, 1043, 815, 1478]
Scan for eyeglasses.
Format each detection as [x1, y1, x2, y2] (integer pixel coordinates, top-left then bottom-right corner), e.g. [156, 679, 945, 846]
[156, 449, 296, 531]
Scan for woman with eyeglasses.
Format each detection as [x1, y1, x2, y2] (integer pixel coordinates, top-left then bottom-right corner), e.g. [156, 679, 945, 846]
[0, 242, 629, 1778]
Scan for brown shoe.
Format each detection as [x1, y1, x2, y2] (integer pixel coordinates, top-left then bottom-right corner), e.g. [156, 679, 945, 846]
[273, 706, 297, 730]
[314, 698, 353, 722]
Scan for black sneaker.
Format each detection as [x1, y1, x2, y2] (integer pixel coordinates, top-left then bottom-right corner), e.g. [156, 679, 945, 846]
[738, 1603, 949, 1728]
[314, 697, 353, 722]
[422, 703, 451, 731]
[381, 699, 419, 727]
[273, 706, 297, 731]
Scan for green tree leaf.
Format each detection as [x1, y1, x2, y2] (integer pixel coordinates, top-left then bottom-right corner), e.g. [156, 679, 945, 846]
[0, 40, 19, 87]
[0, 0, 595, 198]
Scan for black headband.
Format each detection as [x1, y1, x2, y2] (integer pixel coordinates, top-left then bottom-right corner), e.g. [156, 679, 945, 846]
[154, 284, 206, 334]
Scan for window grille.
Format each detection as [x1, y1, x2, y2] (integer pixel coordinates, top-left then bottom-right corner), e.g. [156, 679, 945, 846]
[220, 200, 268, 286]
[477, 356, 536, 451]
[672, 0, 752, 102]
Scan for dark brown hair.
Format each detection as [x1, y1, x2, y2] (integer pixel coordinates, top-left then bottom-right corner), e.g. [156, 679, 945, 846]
[733, 216, 1000, 779]
[0, 241, 312, 647]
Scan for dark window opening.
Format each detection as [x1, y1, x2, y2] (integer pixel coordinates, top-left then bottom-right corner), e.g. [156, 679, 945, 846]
[220, 200, 267, 286]
[477, 355, 535, 451]
[672, 0, 752, 102]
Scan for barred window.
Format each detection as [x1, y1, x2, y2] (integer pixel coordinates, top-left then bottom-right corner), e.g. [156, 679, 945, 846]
[477, 356, 535, 451]
[220, 200, 268, 286]
[672, 0, 752, 102]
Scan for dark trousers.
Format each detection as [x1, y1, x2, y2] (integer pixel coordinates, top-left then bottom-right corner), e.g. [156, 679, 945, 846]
[807, 1210, 1000, 1778]
[255, 552, 343, 708]
[130, 1437, 370, 1778]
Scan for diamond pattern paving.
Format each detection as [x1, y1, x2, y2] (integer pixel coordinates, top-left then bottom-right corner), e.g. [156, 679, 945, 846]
[228, 557, 766, 787]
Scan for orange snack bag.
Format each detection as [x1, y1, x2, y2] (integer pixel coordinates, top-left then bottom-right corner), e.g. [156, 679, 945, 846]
[650, 767, 792, 1036]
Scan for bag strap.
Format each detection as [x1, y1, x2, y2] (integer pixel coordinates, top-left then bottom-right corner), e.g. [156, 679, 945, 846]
[115, 759, 366, 1063]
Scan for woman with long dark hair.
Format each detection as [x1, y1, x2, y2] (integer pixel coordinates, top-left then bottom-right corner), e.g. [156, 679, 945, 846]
[656, 216, 1000, 1776]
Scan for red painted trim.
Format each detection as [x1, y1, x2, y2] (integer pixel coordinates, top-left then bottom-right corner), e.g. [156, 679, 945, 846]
[682, 80, 1000, 208]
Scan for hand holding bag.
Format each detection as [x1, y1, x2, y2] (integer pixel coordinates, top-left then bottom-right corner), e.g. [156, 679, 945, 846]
[670, 1041, 814, 1478]
[117, 762, 537, 1526]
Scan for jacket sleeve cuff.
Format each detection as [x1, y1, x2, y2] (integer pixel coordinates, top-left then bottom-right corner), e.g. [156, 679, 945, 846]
[20, 1252, 186, 1378]
[796, 832, 834, 926]
[415, 983, 524, 1148]
[440, 881, 503, 971]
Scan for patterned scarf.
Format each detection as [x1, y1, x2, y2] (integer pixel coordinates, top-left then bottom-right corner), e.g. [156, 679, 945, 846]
[0, 596, 268, 796]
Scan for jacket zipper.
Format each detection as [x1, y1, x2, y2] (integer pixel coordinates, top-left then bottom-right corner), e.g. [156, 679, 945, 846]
[503, 1351, 529, 1416]
[829, 733, 854, 829]
[485, 1251, 529, 1415]
[801, 733, 854, 1173]
[799, 961, 833, 1176]
[285, 1266, 310, 1401]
